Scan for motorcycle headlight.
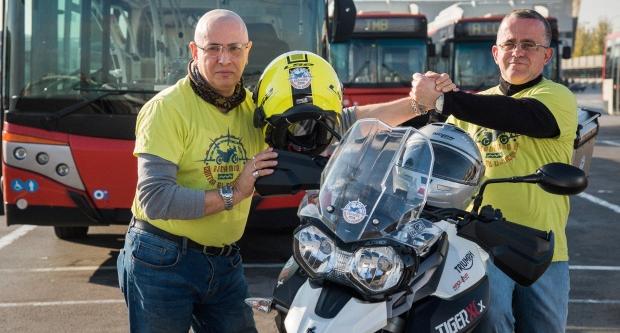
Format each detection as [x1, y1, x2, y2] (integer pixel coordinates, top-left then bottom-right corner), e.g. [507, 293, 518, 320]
[351, 246, 403, 292]
[294, 225, 335, 275]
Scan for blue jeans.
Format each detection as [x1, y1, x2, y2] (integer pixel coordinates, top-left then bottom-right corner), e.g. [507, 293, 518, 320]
[116, 226, 257, 333]
[473, 261, 569, 333]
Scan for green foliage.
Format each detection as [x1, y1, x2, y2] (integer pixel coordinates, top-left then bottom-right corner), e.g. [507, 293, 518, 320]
[574, 19, 612, 56]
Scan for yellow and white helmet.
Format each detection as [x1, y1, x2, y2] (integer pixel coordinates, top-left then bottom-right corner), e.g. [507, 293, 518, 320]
[253, 51, 343, 155]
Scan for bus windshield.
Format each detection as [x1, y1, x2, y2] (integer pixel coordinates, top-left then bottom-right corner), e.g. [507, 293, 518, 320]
[453, 41, 498, 91]
[331, 38, 427, 87]
[4, 0, 321, 113]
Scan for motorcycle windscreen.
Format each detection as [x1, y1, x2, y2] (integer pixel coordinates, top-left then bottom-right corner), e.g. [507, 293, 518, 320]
[302, 119, 433, 242]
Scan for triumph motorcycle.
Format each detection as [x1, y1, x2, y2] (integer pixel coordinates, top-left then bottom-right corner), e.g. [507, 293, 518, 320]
[247, 119, 587, 333]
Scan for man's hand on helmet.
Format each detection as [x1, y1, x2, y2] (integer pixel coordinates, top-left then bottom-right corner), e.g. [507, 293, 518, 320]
[234, 147, 278, 199]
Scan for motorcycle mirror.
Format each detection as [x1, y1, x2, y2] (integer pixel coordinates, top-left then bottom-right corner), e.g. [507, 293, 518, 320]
[245, 297, 273, 313]
[472, 162, 587, 213]
[535, 162, 588, 195]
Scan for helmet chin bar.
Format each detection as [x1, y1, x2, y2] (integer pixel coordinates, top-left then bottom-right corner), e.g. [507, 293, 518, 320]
[264, 104, 340, 156]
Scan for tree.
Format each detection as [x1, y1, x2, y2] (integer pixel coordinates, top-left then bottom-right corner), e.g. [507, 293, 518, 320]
[574, 18, 612, 56]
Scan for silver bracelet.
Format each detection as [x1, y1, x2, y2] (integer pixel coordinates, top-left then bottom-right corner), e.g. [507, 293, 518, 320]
[410, 97, 428, 116]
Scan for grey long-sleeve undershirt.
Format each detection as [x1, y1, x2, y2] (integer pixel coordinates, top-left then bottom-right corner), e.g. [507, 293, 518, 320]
[136, 153, 205, 220]
[136, 107, 358, 220]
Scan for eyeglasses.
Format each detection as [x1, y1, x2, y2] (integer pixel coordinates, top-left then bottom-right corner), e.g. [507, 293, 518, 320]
[497, 41, 549, 52]
[196, 43, 250, 58]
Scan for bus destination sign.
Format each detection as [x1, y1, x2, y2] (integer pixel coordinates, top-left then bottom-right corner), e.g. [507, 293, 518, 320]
[353, 17, 424, 35]
[455, 21, 501, 37]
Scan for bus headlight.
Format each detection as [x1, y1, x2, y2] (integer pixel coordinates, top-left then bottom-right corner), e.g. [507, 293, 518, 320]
[13, 147, 27, 160]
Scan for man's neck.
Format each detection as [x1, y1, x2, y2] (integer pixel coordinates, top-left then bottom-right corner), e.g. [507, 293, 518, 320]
[499, 75, 543, 96]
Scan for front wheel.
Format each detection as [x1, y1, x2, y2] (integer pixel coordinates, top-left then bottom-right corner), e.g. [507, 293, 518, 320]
[54, 226, 89, 239]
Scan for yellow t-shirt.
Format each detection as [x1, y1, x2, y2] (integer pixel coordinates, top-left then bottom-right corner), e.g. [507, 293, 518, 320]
[448, 78, 577, 261]
[132, 77, 265, 246]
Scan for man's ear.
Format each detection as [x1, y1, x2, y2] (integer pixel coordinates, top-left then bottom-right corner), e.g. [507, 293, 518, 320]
[189, 41, 199, 61]
[543, 47, 554, 65]
[491, 45, 500, 65]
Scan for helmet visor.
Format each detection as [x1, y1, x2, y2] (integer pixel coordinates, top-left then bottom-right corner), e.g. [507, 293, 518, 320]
[432, 143, 481, 185]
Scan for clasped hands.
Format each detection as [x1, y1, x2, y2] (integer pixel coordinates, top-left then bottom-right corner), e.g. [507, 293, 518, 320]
[410, 72, 459, 109]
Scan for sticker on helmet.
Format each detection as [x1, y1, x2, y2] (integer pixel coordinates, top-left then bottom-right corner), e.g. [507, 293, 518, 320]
[289, 67, 312, 90]
[342, 200, 367, 224]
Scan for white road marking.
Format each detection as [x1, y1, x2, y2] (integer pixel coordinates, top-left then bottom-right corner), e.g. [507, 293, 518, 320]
[569, 299, 620, 305]
[598, 140, 620, 147]
[570, 265, 620, 271]
[567, 327, 620, 332]
[576, 192, 620, 214]
[0, 266, 116, 273]
[0, 225, 36, 251]
[0, 299, 124, 308]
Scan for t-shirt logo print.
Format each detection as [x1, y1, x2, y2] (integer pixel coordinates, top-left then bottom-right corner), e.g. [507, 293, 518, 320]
[202, 129, 249, 187]
[473, 128, 520, 168]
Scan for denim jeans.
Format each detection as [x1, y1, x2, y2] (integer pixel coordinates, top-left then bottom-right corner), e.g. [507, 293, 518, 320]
[117, 226, 257, 333]
[473, 261, 570, 333]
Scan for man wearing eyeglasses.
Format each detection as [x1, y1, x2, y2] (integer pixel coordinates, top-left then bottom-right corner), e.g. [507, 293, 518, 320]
[410, 9, 577, 333]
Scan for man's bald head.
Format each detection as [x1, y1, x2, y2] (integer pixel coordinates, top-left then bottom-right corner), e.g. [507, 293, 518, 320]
[194, 9, 248, 45]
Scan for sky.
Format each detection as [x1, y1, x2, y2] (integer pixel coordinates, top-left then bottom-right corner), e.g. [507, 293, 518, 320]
[578, 0, 620, 31]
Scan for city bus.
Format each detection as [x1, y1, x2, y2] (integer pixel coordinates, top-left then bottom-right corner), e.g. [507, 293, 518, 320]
[1, 0, 355, 239]
[603, 32, 620, 114]
[330, 13, 432, 107]
[430, 16, 570, 92]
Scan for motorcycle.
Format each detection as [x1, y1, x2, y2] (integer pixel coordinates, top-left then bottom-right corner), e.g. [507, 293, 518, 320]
[247, 119, 587, 333]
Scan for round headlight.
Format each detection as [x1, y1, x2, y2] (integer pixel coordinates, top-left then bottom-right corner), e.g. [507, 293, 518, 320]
[351, 246, 403, 292]
[36, 152, 50, 165]
[294, 225, 335, 275]
[13, 147, 27, 160]
[56, 163, 70, 176]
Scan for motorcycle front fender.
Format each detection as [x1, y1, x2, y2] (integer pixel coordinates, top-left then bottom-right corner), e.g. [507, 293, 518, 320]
[284, 281, 388, 333]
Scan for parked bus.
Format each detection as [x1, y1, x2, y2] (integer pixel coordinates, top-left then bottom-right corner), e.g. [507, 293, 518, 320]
[603, 32, 620, 114]
[430, 16, 570, 92]
[330, 13, 432, 107]
[1, 0, 355, 239]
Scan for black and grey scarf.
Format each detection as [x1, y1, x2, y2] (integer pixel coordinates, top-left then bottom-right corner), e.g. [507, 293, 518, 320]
[187, 60, 246, 113]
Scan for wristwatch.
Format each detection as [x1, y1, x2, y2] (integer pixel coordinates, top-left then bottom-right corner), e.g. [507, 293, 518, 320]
[435, 94, 445, 114]
[219, 185, 234, 210]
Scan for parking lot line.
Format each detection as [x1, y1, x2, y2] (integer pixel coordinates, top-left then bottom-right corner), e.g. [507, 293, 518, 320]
[569, 299, 620, 305]
[570, 265, 620, 271]
[577, 192, 620, 214]
[0, 226, 36, 251]
[0, 299, 124, 308]
[599, 140, 620, 147]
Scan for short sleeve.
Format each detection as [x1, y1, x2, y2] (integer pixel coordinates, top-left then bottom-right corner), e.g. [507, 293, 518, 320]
[134, 98, 186, 164]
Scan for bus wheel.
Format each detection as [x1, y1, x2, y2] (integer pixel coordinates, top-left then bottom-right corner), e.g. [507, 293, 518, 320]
[54, 226, 89, 239]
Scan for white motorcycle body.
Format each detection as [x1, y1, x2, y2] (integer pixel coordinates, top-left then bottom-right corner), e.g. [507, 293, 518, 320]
[282, 222, 490, 333]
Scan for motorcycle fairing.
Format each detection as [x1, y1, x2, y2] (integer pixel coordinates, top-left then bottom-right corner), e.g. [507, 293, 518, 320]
[284, 280, 388, 333]
[432, 221, 489, 299]
[404, 276, 489, 333]
[272, 257, 308, 311]
[456, 209, 554, 286]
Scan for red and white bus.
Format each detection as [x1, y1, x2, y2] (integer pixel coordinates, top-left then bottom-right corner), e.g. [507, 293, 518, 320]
[603, 32, 620, 114]
[1, 0, 355, 239]
[329, 13, 432, 107]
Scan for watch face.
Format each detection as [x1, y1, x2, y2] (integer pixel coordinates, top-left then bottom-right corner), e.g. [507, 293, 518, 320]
[221, 185, 233, 197]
